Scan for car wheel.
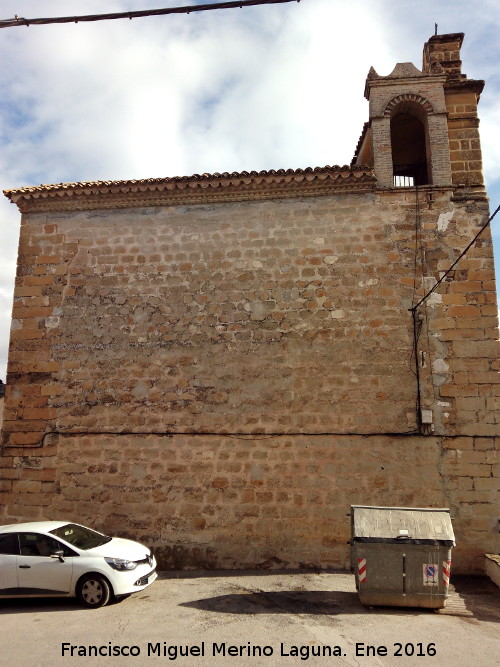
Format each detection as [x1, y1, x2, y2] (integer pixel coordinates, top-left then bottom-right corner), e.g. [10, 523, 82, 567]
[76, 575, 111, 608]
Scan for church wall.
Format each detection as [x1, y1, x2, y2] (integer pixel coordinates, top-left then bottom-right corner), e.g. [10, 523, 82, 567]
[0, 430, 497, 572]
[4, 192, 423, 438]
[0, 185, 498, 573]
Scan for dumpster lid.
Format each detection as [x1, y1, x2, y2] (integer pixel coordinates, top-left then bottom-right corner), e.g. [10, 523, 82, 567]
[351, 505, 455, 543]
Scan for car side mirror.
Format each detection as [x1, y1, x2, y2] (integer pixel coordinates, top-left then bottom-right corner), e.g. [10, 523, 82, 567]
[51, 550, 65, 563]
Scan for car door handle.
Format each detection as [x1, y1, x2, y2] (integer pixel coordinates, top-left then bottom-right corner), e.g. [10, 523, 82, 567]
[19, 565, 31, 569]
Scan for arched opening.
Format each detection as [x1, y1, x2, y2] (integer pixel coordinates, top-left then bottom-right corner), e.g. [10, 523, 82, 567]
[391, 111, 429, 186]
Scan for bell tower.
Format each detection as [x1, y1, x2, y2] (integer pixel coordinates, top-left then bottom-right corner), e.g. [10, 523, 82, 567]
[353, 33, 485, 196]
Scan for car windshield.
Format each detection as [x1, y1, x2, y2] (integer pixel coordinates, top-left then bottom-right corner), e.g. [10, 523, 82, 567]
[50, 523, 112, 550]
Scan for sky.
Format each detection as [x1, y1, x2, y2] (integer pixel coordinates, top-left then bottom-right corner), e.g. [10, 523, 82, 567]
[0, 0, 498, 379]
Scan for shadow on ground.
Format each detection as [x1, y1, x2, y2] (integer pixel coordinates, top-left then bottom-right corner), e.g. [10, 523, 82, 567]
[180, 575, 500, 621]
[0, 594, 127, 615]
[444, 575, 500, 623]
[182, 589, 359, 616]
[0, 573, 498, 621]
[0, 597, 82, 614]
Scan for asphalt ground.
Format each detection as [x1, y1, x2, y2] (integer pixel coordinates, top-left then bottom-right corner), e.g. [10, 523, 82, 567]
[0, 571, 499, 666]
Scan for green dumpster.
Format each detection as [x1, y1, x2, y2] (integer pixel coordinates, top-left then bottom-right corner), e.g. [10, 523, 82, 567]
[350, 505, 455, 609]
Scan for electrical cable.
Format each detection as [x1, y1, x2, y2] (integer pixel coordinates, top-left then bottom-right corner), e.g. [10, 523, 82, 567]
[0, 0, 300, 29]
[409, 185, 423, 429]
[5, 427, 495, 449]
[410, 203, 500, 312]
[417, 187, 436, 420]
[409, 200, 499, 431]
[1, 428, 423, 449]
[411, 184, 421, 308]
[411, 308, 422, 430]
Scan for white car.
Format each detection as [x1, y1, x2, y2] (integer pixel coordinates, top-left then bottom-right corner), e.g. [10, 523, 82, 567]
[0, 521, 157, 608]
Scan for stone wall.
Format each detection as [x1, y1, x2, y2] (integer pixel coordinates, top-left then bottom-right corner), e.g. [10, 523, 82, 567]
[1, 183, 498, 572]
[0, 432, 497, 573]
[5, 191, 424, 440]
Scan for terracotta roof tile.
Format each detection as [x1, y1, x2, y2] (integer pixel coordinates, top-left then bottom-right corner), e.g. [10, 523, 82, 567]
[4, 165, 375, 213]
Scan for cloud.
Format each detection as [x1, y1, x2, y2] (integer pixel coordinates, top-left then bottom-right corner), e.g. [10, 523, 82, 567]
[0, 0, 392, 181]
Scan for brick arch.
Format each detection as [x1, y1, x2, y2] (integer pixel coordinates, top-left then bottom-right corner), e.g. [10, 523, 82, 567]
[383, 93, 434, 118]
[385, 94, 434, 186]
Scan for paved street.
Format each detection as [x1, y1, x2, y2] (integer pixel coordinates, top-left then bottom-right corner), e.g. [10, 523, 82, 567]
[1, 571, 499, 666]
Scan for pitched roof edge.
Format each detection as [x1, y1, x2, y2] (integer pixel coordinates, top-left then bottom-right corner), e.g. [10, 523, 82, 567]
[4, 165, 376, 213]
[351, 122, 371, 165]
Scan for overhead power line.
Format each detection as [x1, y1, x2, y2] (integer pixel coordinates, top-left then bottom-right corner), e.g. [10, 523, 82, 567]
[0, 0, 300, 29]
[410, 203, 500, 312]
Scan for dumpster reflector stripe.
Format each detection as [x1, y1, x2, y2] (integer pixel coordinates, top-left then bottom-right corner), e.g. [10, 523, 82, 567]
[357, 558, 367, 582]
[443, 560, 451, 586]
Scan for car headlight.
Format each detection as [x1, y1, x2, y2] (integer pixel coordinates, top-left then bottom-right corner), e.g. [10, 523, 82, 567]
[104, 557, 138, 571]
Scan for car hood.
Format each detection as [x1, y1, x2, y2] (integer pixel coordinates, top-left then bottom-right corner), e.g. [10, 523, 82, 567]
[86, 537, 151, 561]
